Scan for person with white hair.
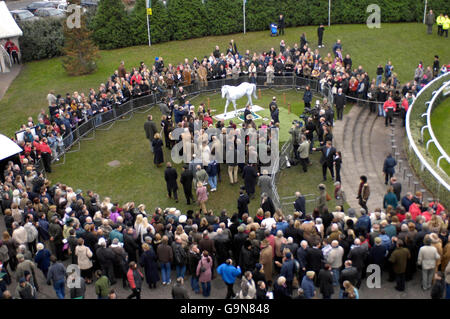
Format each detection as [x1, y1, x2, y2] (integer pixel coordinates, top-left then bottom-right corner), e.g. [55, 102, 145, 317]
[327, 240, 344, 286]
[96, 238, 117, 285]
[34, 242, 51, 278]
[347, 238, 368, 288]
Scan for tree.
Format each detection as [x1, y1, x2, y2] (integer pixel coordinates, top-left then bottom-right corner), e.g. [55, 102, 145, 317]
[130, 0, 171, 45]
[204, 0, 242, 36]
[167, 0, 208, 40]
[62, 2, 100, 75]
[90, 0, 132, 49]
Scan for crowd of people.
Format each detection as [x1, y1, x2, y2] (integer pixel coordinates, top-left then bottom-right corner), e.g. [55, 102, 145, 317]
[1, 34, 449, 300]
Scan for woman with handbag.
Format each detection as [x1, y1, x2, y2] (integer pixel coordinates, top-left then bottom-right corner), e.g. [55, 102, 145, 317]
[75, 238, 93, 284]
[196, 250, 213, 297]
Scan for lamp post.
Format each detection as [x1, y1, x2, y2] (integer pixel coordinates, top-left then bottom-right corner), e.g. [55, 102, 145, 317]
[146, 0, 152, 46]
[423, 0, 428, 24]
[328, 0, 331, 26]
[243, 0, 246, 34]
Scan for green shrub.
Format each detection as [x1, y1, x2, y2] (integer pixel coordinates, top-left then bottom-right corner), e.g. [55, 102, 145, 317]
[90, 0, 133, 49]
[18, 18, 65, 62]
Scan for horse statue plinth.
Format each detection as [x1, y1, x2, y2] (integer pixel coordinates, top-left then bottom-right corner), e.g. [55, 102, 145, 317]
[221, 82, 257, 116]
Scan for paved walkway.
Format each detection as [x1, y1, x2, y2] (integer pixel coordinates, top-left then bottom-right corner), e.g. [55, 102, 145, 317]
[0, 64, 22, 101]
[333, 104, 428, 212]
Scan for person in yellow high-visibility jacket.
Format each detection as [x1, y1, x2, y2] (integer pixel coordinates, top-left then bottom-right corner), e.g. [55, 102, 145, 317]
[443, 15, 450, 38]
[436, 13, 445, 36]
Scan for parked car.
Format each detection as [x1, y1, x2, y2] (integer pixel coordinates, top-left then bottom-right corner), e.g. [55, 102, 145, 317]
[56, 3, 87, 13]
[80, 0, 99, 8]
[34, 7, 66, 18]
[10, 9, 40, 22]
[26, 1, 57, 14]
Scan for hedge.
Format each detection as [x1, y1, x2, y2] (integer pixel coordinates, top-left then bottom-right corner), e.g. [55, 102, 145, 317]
[18, 18, 65, 62]
[19, 0, 450, 60]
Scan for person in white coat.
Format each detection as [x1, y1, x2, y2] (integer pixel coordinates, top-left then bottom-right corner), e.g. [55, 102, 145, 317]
[418, 236, 441, 290]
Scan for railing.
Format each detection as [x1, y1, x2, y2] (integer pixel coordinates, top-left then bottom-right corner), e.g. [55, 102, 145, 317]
[0, 45, 12, 73]
[423, 81, 450, 171]
[28, 74, 333, 210]
[405, 71, 450, 208]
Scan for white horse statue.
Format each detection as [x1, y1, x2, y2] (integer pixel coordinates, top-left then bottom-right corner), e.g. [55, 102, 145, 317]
[221, 82, 257, 115]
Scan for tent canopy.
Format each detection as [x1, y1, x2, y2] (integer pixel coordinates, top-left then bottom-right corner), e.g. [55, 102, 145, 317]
[0, 1, 23, 39]
[0, 134, 22, 161]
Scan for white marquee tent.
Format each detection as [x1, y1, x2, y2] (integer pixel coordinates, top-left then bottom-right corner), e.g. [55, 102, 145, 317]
[0, 133, 22, 161]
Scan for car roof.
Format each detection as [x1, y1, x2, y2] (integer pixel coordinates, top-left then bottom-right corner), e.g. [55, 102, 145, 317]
[37, 7, 58, 10]
[11, 9, 31, 13]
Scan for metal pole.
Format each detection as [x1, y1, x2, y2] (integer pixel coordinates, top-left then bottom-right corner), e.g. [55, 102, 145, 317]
[423, 0, 427, 24]
[243, 0, 246, 34]
[328, 0, 331, 27]
[146, 0, 151, 46]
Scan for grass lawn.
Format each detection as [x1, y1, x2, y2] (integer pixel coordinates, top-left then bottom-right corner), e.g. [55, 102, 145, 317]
[430, 96, 450, 176]
[46, 90, 345, 215]
[1, 23, 449, 137]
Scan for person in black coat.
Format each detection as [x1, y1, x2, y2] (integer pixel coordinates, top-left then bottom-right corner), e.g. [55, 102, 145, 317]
[239, 240, 259, 274]
[164, 162, 178, 202]
[339, 260, 358, 296]
[237, 189, 250, 219]
[243, 105, 252, 125]
[294, 192, 306, 216]
[300, 33, 308, 50]
[180, 165, 194, 205]
[278, 14, 285, 36]
[318, 264, 334, 299]
[296, 241, 308, 282]
[370, 237, 387, 269]
[334, 151, 342, 183]
[123, 228, 139, 263]
[390, 177, 402, 201]
[242, 164, 258, 199]
[214, 230, 231, 266]
[317, 25, 325, 47]
[152, 134, 164, 166]
[273, 276, 291, 299]
[347, 239, 368, 288]
[260, 193, 275, 217]
[313, 140, 336, 181]
[139, 243, 159, 288]
[96, 239, 117, 285]
[334, 88, 346, 120]
[306, 243, 324, 285]
[383, 153, 397, 185]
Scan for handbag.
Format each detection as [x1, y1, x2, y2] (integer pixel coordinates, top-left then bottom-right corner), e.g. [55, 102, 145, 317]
[326, 192, 331, 201]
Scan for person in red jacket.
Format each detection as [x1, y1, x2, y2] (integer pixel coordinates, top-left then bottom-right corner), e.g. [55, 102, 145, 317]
[10, 43, 20, 64]
[429, 200, 445, 215]
[400, 97, 409, 127]
[127, 261, 144, 299]
[40, 138, 53, 173]
[383, 96, 397, 127]
[408, 202, 421, 221]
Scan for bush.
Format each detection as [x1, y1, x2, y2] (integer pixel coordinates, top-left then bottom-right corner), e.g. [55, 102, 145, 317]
[129, 0, 171, 45]
[167, 0, 208, 41]
[18, 18, 65, 62]
[90, 0, 133, 49]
